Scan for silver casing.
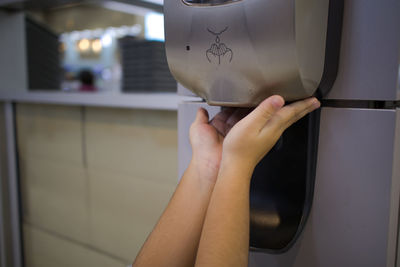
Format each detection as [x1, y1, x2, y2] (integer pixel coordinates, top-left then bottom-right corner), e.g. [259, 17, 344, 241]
[177, 0, 400, 265]
[165, 0, 330, 106]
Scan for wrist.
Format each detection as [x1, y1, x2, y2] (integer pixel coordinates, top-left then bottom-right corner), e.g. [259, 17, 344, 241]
[188, 156, 220, 185]
[218, 155, 256, 181]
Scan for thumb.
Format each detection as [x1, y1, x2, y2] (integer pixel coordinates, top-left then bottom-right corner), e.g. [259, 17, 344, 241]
[193, 108, 209, 125]
[242, 95, 285, 129]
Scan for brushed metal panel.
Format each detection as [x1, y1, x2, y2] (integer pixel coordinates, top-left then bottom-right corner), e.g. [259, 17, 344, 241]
[249, 108, 398, 267]
[394, 108, 400, 267]
[326, 0, 400, 101]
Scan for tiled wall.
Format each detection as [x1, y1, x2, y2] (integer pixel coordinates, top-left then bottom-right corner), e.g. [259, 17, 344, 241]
[16, 103, 178, 266]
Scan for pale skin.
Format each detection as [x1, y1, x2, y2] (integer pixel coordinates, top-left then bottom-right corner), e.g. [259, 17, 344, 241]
[133, 95, 321, 267]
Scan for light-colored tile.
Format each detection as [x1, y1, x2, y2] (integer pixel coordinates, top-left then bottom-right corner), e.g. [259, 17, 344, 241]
[23, 224, 127, 267]
[85, 107, 178, 186]
[17, 104, 180, 263]
[20, 156, 90, 244]
[88, 168, 176, 262]
[16, 103, 83, 165]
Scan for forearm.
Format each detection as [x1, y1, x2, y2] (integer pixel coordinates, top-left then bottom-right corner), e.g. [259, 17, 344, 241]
[133, 160, 217, 267]
[195, 160, 254, 267]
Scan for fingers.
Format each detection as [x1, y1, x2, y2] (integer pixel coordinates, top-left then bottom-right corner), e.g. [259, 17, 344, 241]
[242, 95, 285, 130]
[263, 97, 320, 135]
[210, 108, 251, 136]
[224, 108, 251, 135]
[193, 108, 209, 125]
[210, 108, 235, 136]
[212, 108, 236, 124]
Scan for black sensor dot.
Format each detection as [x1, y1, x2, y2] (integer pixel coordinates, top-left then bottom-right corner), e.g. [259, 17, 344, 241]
[186, 46, 190, 51]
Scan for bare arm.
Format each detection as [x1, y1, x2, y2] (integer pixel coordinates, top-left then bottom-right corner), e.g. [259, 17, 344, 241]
[195, 96, 320, 267]
[133, 108, 244, 267]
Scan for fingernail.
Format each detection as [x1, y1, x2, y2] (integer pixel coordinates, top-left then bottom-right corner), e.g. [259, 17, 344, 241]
[271, 95, 284, 109]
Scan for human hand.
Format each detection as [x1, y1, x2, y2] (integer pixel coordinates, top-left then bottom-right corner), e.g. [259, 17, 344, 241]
[221, 95, 320, 172]
[189, 107, 249, 182]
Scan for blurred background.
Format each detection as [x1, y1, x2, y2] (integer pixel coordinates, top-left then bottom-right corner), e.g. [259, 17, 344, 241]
[0, 1, 186, 267]
[2, 0, 176, 94]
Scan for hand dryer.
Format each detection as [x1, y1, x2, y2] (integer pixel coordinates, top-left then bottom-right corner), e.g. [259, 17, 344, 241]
[165, 0, 344, 253]
[165, 0, 343, 107]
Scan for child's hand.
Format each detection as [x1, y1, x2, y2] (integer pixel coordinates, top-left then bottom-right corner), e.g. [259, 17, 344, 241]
[189, 107, 249, 182]
[222, 95, 320, 171]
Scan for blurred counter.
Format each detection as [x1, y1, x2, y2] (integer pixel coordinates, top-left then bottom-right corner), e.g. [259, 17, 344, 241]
[0, 91, 201, 110]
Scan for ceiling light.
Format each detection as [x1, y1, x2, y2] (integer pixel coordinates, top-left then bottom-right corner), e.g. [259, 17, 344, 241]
[78, 39, 90, 51]
[92, 39, 102, 53]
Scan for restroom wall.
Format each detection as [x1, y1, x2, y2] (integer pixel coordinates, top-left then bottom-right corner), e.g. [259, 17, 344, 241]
[16, 103, 178, 266]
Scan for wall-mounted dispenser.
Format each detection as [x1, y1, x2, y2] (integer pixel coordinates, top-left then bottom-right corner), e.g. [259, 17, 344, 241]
[165, 0, 344, 253]
[165, 0, 343, 107]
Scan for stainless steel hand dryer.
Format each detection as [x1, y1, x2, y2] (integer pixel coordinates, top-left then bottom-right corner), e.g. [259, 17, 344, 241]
[165, 0, 343, 106]
[165, 0, 344, 254]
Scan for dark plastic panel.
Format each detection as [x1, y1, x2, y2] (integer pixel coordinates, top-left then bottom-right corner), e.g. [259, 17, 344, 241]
[250, 110, 320, 253]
